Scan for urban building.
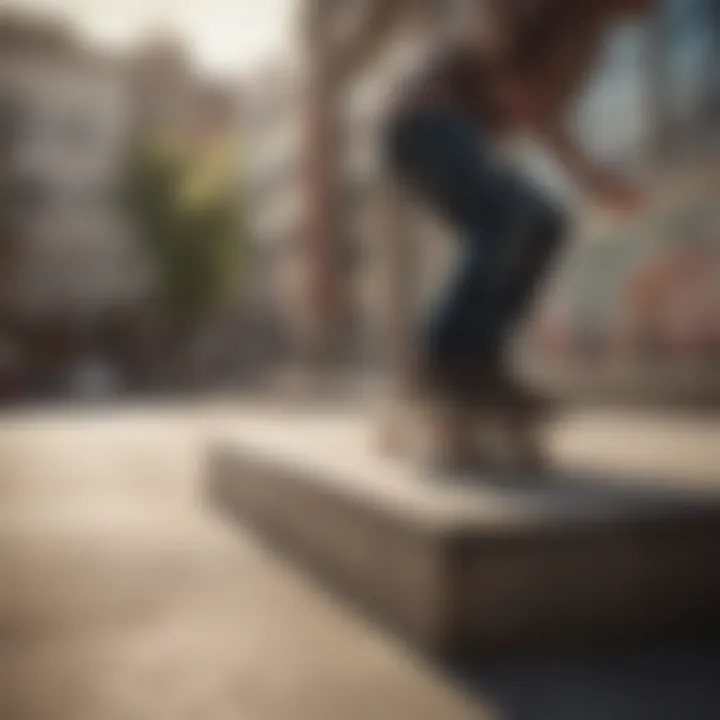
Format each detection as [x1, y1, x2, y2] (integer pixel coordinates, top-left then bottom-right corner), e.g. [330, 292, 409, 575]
[127, 37, 239, 148]
[242, 60, 309, 358]
[0, 15, 245, 395]
[0, 14, 142, 333]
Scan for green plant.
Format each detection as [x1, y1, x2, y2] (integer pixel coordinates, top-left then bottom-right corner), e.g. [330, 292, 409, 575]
[122, 138, 245, 338]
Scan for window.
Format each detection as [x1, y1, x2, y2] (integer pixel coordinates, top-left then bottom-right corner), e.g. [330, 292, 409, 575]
[574, 0, 720, 166]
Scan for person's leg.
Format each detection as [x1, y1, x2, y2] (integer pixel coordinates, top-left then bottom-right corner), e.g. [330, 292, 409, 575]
[384, 111, 518, 469]
[452, 168, 568, 407]
[386, 112, 567, 472]
[422, 227, 501, 396]
[478, 175, 567, 470]
[492, 183, 568, 355]
[386, 111, 511, 395]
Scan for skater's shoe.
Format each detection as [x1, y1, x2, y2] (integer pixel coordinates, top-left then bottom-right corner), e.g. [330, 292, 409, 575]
[450, 359, 553, 476]
[377, 357, 490, 473]
[376, 354, 431, 459]
[416, 395, 496, 477]
[495, 368, 553, 417]
[461, 361, 551, 416]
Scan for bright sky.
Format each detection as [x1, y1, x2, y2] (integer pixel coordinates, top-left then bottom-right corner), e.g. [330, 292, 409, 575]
[0, 0, 296, 77]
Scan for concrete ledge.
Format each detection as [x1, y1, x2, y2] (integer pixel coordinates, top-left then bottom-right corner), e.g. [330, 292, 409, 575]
[207, 419, 720, 657]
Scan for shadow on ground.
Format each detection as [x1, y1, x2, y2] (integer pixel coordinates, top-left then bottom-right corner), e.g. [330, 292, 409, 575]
[449, 638, 720, 720]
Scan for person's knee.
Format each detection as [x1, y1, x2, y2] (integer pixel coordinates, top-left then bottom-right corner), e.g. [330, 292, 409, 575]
[507, 179, 567, 245]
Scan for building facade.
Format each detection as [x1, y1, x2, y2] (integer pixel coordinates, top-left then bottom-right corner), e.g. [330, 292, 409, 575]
[242, 60, 310, 358]
[0, 15, 142, 326]
[127, 38, 239, 148]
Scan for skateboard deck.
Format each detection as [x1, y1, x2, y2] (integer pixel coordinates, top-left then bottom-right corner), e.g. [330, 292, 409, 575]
[377, 394, 550, 474]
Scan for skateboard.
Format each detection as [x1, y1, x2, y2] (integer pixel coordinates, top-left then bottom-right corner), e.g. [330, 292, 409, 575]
[475, 398, 549, 473]
[377, 390, 550, 474]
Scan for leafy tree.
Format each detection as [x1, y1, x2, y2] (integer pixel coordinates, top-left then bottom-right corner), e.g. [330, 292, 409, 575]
[122, 136, 245, 342]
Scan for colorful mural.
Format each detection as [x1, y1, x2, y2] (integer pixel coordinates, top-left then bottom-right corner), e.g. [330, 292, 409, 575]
[529, 0, 719, 370]
[532, 179, 720, 364]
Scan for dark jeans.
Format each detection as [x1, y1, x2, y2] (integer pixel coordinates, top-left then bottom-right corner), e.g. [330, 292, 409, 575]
[385, 108, 566, 391]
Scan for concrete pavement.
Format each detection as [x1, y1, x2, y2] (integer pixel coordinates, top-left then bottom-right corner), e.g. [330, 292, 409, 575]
[0, 402, 719, 719]
[0, 406, 482, 720]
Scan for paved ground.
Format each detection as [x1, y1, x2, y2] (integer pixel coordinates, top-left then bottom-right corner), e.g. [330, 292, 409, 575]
[0, 405, 482, 720]
[0, 402, 719, 720]
[217, 401, 720, 489]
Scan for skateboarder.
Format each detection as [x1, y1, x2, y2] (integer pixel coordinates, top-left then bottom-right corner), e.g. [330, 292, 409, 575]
[377, 0, 655, 470]
[306, 0, 654, 470]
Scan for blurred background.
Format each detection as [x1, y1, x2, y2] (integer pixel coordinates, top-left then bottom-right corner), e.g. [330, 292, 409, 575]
[0, 2, 719, 719]
[0, 0, 716, 406]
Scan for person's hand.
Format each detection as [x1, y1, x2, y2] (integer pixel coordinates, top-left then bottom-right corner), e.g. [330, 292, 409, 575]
[596, 179, 645, 217]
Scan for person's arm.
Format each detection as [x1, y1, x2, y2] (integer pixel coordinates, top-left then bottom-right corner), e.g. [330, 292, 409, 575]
[532, 113, 642, 212]
[532, 114, 607, 194]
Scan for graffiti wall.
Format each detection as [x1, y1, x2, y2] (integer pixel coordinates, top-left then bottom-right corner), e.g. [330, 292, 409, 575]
[532, 168, 720, 364]
[530, 0, 719, 369]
